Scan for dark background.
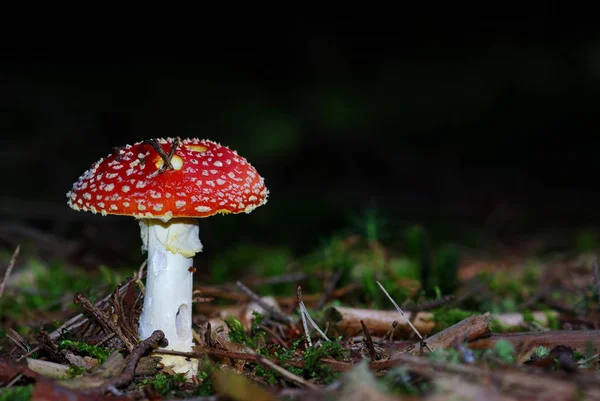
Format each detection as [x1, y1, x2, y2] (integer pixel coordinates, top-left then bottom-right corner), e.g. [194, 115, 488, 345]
[2, 15, 599, 271]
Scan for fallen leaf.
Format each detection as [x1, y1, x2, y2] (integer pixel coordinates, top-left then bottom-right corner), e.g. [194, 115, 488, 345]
[32, 376, 132, 401]
[213, 369, 276, 401]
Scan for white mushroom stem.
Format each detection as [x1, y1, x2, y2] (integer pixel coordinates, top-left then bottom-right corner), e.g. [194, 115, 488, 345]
[137, 218, 202, 377]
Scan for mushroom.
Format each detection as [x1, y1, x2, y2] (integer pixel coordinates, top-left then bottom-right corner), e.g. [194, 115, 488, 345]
[66, 137, 269, 376]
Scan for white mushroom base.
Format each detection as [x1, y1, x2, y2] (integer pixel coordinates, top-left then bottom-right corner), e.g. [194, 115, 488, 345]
[138, 218, 202, 377]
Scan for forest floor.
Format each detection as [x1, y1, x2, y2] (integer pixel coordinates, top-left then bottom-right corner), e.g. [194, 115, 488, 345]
[2, 216, 600, 401]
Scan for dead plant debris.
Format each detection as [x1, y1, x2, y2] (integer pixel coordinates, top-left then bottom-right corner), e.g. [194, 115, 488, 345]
[3, 227, 600, 400]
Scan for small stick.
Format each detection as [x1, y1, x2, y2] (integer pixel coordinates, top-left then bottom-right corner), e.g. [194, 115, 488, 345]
[376, 281, 425, 342]
[165, 136, 182, 164]
[204, 322, 212, 348]
[0, 244, 20, 298]
[297, 286, 330, 343]
[145, 139, 174, 171]
[315, 268, 344, 310]
[5, 373, 23, 388]
[360, 320, 377, 361]
[297, 286, 312, 347]
[257, 324, 289, 348]
[73, 292, 136, 351]
[236, 280, 294, 325]
[82, 330, 165, 395]
[16, 275, 144, 362]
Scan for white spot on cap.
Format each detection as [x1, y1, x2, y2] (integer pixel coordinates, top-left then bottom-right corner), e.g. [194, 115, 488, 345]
[214, 160, 223, 167]
[123, 201, 130, 207]
[138, 204, 146, 211]
[176, 200, 186, 208]
[195, 206, 211, 212]
[216, 179, 226, 185]
[110, 205, 118, 210]
[153, 204, 163, 211]
[122, 186, 130, 193]
[105, 183, 115, 191]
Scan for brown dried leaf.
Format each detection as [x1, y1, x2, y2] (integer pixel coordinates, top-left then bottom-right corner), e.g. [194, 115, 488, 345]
[213, 369, 276, 401]
[31, 376, 132, 401]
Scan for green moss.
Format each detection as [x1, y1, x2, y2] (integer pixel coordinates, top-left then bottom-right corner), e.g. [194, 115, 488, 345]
[58, 340, 114, 364]
[0, 385, 33, 401]
[301, 338, 349, 384]
[142, 373, 187, 396]
[66, 364, 85, 378]
[493, 339, 516, 364]
[223, 317, 246, 345]
[256, 336, 349, 385]
[427, 347, 462, 363]
[223, 313, 265, 349]
[522, 309, 558, 329]
[491, 318, 506, 333]
[195, 358, 217, 396]
[432, 308, 476, 331]
[522, 310, 535, 323]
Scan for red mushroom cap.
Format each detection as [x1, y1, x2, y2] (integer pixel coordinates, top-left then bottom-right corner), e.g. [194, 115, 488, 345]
[66, 138, 269, 220]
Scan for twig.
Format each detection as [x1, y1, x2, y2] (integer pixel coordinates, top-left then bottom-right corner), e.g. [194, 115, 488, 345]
[73, 292, 136, 351]
[82, 330, 166, 395]
[376, 281, 425, 343]
[17, 273, 146, 362]
[402, 313, 492, 353]
[145, 138, 174, 171]
[315, 268, 344, 309]
[297, 286, 312, 348]
[0, 244, 20, 298]
[257, 324, 289, 348]
[165, 137, 182, 166]
[470, 329, 600, 354]
[236, 281, 294, 325]
[360, 320, 377, 361]
[297, 286, 331, 344]
[6, 329, 29, 354]
[5, 373, 23, 388]
[204, 322, 212, 348]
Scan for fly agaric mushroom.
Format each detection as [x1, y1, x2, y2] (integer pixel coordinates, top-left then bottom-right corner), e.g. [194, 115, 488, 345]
[66, 137, 268, 375]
